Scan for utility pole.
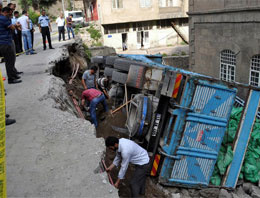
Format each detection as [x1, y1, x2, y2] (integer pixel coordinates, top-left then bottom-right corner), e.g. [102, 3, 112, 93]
[62, 0, 65, 12]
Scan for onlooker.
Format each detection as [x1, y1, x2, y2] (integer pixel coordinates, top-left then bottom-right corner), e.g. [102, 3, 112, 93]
[81, 88, 108, 128]
[7, 3, 16, 11]
[29, 18, 35, 50]
[66, 14, 75, 39]
[105, 136, 150, 197]
[82, 66, 98, 90]
[11, 11, 22, 53]
[56, 13, 65, 42]
[17, 10, 35, 55]
[0, 7, 22, 84]
[38, 9, 54, 50]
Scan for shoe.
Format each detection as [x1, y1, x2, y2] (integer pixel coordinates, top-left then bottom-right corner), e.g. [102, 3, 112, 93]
[6, 114, 9, 118]
[16, 71, 23, 75]
[43, 47, 46, 51]
[49, 47, 55, 49]
[14, 75, 21, 79]
[6, 118, 16, 126]
[30, 52, 37, 55]
[8, 79, 22, 84]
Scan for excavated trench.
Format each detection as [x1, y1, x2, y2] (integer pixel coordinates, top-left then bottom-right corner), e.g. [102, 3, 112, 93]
[51, 44, 168, 198]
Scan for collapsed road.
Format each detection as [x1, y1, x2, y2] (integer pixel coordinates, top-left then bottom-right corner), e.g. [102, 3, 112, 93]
[2, 39, 117, 197]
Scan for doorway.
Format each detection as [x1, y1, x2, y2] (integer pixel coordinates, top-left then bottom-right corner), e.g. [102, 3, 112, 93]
[122, 33, 128, 51]
[137, 31, 149, 49]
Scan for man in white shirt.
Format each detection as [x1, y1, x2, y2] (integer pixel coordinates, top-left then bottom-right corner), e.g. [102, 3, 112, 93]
[106, 136, 150, 197]
[56, 13, 65, 42]
[17, 10, 36, 55]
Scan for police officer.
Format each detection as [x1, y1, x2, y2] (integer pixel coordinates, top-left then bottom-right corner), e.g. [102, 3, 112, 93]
[38, 9, 54, 50]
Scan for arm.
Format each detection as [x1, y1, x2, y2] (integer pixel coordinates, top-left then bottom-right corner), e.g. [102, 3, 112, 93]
[49, 22, 52, 32]
[115, 154, 131, 188]
[81, 79, 87, 90]
[103, 89, 109, 99]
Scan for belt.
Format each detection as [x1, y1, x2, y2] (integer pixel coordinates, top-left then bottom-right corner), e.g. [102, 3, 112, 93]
[135, 162, 150, 168]
[96, 93, 103, 98]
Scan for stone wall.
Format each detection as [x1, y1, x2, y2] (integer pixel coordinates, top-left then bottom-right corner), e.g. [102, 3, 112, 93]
[163, 55, 189, 70]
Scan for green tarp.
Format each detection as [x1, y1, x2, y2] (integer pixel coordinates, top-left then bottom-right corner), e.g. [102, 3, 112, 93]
[210, 107, 260, 185]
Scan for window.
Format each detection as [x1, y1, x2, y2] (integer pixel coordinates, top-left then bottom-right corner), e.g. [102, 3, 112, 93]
[220, 50, 236, 82]
[133, 21, 153, 31]
[159, 0, 173, 7]
[103, 23, 130, 34]
[140, 0, 151, 8]
[250, 55, 260, 86]
[112, 0, 123, 8]
[156, 19, 172, 29]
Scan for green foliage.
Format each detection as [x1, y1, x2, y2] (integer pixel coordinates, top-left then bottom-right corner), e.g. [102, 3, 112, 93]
[18, 0, 29, 10]
[180, 41, 187, 45]
[28, 9, 40, 24]
[87, 25, 101, 43]
[162, 53, 168, 57]
[19, 0, 57, 10]
[181, 51, 187, 56]
[83, 43, 92, 60]
[67, 0, 72, 11]
[171, 53, 179, 56]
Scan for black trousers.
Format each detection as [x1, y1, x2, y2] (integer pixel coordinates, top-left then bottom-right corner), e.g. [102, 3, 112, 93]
[0, 44, 17, 80]
[31, 30, 34, 49]
[58, 26, 65, 41]
[130, 163, 149, 198]
[17, 30, 23, 52]
[12, 33, 22, 53]
[41, 26, 52, 49]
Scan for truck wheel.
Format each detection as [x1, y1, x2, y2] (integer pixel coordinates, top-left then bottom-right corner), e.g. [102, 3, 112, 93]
[91, 56, 105, 64]
[128, 95, 152, 138]
[104, 67, 118, 77]
[114, 58, 148, 72]
[112, 71, 128, 84]
[106, 56, 118, 66]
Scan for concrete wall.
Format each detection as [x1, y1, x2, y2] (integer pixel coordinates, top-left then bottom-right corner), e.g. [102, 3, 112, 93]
[99, 0, 188, 25]
[103, 25, 188, 50]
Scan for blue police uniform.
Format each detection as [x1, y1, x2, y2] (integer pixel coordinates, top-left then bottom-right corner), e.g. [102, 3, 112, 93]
[38, 15, 53, 50]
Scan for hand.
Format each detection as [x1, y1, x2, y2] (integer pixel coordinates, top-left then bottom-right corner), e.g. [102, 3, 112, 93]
[39, 28, 42, 33]
[114, 182, 119, 189]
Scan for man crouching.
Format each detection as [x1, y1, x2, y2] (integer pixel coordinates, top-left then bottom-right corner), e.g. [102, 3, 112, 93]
[105, 136, 150, 197]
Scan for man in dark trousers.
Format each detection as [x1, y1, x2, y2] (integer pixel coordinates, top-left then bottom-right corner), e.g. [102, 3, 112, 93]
[38, 9, 54, 50]
[0, 7, 22, 84]
[106, 136, 150, 197]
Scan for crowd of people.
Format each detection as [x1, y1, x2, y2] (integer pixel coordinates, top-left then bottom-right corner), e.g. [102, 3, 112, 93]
[0, 3, 77, 126]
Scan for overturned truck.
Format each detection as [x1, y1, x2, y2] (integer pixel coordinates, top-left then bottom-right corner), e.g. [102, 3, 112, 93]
[92, 54, 260, 189]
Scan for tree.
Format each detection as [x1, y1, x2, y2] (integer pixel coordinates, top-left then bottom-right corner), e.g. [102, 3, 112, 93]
[39, 0, 57, 7]
[18, 0, 29, 10]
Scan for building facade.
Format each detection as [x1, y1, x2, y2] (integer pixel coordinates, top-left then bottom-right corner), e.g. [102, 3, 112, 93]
[84, 0, 189, 50]
[189, 0, 260, 90]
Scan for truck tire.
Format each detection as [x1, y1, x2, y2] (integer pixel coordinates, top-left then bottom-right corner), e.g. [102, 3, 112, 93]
[106, 56, 118, 66]
[104, 67, 118, 77]
[128, 95, 153, 138]
[91, 56, 105, 64]
[112, 71, 128, 84]
[114, 58, 148, 72]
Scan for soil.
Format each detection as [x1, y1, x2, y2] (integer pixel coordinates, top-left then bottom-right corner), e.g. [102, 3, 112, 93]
[53, 49, 169, 198]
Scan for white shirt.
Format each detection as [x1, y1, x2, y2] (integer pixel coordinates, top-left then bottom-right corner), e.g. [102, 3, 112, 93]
[17, 15, 29, 31]
[56, 17, 65, 27]
[113, 138, 149, 179]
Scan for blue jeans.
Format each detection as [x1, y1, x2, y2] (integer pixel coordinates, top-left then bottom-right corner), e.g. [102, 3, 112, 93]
[90, 94, 108, 128]
[67, 27, 75, 39]
[22, 30, 33, 54]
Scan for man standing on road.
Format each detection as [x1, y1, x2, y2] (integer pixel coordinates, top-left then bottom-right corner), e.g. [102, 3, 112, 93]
[81, 88, 108, 128]
[105, 136, 150, 197]
[82, 66, 98, 90]
[66, 14, 75, 39]
[11, 11, 22, 54]
[17, 11, 36, 55]
[56, 13, 65, 42]
[29, 18, 35, 51]
[0, 7, 22, 84]
[38, 9, 54, 50]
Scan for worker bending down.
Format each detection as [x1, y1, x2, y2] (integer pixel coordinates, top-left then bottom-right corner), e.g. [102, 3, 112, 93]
[105, 136, 150, 197]
[81, 88, 108, 128]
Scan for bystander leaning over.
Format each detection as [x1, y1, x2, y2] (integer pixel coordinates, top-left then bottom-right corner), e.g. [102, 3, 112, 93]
[0, 7, 22, 84]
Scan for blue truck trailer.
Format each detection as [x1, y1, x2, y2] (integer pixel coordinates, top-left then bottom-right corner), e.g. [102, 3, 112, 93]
[92, 54, 260, 189]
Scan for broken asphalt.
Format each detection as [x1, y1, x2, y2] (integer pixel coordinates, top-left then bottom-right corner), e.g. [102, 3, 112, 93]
[1, 28, 118, 197]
